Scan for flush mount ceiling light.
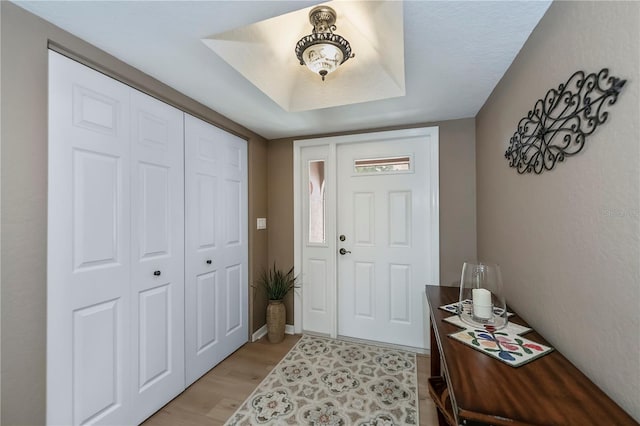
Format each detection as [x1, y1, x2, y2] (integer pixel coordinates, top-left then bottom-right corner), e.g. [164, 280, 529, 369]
[201, 1, 405, 111]
[295, 6, 354, 81]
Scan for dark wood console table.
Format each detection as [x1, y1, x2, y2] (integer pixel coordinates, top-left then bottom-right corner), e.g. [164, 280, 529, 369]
[425, 285, 637, 425]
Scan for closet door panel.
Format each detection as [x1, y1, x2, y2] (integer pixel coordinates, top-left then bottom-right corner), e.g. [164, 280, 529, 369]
[48, 51, 131, 426]
[185, 115, 248, 386]
[225, 264, 243, 334]
[185, 115, 224, 385]
[73, 300, 120, 425]
[220, 136, 248, 353]
[224, 179, 242, 245]
[130, 90, 185, 424]
[72, 150, 119, 269]
[139, 163, 170, 256]
[194, 174, 219, 352]
[138, 284, 170, 385]
[197, 174, 218, 248]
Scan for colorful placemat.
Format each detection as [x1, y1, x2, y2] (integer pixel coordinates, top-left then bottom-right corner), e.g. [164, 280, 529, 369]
[439, 302, 553, 367]
[448, 328, 553, 367]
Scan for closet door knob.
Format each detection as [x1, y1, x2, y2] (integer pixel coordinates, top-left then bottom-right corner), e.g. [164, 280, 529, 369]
[206, 259, 212, 265]
[153, 270, 161, 276]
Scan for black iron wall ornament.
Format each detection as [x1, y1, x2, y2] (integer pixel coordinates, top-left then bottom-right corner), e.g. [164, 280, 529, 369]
[504, 69, 626, 174]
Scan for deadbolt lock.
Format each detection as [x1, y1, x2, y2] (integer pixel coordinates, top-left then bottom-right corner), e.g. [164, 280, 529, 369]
[339, 235, 346, 241]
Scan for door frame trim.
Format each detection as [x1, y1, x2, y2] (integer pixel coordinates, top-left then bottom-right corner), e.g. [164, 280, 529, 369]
[293, 127, 440, 337]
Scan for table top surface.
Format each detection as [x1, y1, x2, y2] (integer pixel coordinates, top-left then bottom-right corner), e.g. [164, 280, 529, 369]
[425, 285, 637, 426]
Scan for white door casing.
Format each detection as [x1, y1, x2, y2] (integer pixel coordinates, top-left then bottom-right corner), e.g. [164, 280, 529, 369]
[48, 50, 132, 425]
[129, 90, 185, 424]
[294, 128, 439, 349]
[184, 114, 248, 386]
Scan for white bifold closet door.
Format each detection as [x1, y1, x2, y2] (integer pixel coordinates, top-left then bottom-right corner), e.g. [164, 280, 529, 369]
[48, 51, 185, 425]
[129, 90, 185, 424]
[48, 51, 133, 426]
[184, 114, 248, 386]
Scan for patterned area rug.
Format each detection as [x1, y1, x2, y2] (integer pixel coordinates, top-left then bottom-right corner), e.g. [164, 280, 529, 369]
[225, 335, 418, 425]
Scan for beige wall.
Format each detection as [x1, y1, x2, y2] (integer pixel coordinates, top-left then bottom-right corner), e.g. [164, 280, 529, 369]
[476, 1, 639, 420]
[265, 118, 477, 327]
[0, 3, 268, 424]
[265, 140, 296, 324]
[250, 138, 270, 332]
[437, 119, 477, 287]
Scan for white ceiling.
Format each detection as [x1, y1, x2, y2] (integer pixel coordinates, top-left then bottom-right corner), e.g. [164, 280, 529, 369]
[14, 0, 551, 140]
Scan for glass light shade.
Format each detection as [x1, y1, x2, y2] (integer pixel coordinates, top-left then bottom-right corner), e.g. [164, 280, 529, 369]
[302, 43, 344, 77]
[458, 262, 508, 330]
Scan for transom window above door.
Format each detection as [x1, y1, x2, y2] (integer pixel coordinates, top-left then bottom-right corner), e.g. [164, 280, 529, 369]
[353, 155, 412, 174]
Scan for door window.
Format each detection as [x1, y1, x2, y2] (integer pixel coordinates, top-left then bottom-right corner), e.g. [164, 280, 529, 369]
[308, 160, 326, 244]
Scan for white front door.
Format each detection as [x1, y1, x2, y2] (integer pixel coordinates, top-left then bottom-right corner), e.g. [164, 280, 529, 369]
[295, 128, 439, 349]
[184, 114, 248, 386]
[337, 136, 437, 349]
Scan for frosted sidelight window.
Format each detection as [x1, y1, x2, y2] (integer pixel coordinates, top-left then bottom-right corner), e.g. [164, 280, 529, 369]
[308, 160, 326, 244]
[354, 156, 411, 173]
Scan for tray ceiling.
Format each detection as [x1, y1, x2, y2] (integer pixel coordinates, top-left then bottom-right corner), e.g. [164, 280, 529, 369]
[202, 1, 405, 112]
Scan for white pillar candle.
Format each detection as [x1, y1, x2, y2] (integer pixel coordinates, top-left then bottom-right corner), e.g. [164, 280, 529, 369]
[472, 288, 493, 319]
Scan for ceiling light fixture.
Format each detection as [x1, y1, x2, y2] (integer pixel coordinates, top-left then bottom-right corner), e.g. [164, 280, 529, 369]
[295, 6, 354, 81]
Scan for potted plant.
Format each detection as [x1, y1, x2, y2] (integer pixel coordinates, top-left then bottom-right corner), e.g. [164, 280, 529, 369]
[256, 263, 299, 343]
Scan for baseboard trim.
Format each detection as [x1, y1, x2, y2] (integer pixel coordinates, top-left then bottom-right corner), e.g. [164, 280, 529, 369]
[252, 324, 296, 342]
[252, 325, 267, 342]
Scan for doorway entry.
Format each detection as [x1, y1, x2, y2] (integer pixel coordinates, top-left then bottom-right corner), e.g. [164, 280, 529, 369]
[293, 127, 439, 350]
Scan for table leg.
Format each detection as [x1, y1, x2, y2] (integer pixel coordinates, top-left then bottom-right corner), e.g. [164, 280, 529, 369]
[430, 321, 449, 425]
[430, 320, 441, 377]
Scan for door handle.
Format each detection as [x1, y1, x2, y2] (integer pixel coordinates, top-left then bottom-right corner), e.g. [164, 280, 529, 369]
[153, 270, 161, 276]
[339, 248, 351, 255]
[206, 259, 212, 265]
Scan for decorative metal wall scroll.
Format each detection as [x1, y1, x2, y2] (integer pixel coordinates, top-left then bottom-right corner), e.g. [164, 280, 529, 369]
[504, 69, 626, 174]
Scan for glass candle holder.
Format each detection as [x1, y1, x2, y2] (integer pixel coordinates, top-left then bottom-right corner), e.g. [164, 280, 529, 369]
[458, 262, 508, 330]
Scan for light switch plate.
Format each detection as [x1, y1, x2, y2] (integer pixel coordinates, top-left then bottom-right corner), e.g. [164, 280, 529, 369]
[257, 218, 267, 230]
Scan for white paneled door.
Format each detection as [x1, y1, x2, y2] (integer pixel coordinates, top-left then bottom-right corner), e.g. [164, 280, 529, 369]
[129, 91, 185, 424]
[337, 137, 437, 349]
[296, 128, 438, 350]
[184, 114, 248, 386]
[49, 51, 186, 425]
[48, 50, 133, 425]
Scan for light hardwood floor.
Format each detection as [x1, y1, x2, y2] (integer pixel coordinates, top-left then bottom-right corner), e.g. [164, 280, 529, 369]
[143, 334, 439, 425]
